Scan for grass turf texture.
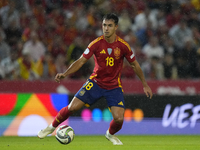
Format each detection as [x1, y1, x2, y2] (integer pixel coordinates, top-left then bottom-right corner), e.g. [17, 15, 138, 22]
[0, 135, 200, 150]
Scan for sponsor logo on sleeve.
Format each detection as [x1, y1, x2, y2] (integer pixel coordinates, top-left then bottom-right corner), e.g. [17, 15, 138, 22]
[130, 53, 135, 59]
[84, 48, 90, 54]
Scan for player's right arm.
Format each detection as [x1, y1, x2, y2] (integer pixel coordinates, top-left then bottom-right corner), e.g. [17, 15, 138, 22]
[55, 55, 88, 83]
[55, 37, 99, 83]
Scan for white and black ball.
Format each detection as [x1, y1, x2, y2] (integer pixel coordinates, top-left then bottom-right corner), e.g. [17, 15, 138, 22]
[55, 125, 75, 145]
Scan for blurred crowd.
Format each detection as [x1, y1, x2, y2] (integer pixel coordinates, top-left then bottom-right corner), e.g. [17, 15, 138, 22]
[0, 0, 200, 81]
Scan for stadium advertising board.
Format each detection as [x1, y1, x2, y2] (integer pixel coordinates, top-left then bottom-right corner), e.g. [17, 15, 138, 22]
[69, 95, 200, 135]
[0, 93, 68, 136]
[0, 94, 200, 136]
[0, 80, 200, 95]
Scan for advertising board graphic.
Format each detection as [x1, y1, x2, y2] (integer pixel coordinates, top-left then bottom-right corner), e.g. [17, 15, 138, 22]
[0, 94, 200, 136]
[0, 93, 68, 136]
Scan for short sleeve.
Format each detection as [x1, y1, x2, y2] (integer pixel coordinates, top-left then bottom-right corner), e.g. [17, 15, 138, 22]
[82, 37, 101, 59]
[82, 47, 93, 59]
[124, 46, 135, 63]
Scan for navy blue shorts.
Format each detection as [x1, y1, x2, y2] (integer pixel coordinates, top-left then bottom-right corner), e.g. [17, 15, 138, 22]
[75, 79, 125, 108]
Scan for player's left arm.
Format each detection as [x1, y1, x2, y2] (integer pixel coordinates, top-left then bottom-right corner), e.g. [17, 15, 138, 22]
[130, 60, 153, 99]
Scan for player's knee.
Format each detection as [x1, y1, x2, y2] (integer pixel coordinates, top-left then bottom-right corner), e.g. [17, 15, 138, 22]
[114, 117, 124, 124]
[68, 98, 85, 113]
[68, 106, 78, 113]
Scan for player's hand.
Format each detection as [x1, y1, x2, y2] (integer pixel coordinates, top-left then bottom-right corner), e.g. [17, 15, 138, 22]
[143, 85, 153, 99]
[55, 73, 65, 83]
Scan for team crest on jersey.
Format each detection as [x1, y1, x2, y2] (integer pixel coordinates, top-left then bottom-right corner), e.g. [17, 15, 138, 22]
[84, 48, 90, 54]
[114, 47, 120, 59]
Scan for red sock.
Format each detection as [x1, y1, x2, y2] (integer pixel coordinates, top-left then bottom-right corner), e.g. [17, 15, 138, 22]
[52, 106, 73, 127]
[109, 119, 123, 135]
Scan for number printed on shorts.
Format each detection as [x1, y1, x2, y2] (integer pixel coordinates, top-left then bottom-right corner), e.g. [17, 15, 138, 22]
[84, 81, 93, 90]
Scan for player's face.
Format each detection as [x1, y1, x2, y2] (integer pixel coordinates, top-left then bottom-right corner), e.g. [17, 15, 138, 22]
[102, 19, 118, 38]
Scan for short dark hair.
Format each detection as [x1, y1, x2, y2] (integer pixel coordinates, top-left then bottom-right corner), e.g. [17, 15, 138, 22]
[103, 13, 119, 25]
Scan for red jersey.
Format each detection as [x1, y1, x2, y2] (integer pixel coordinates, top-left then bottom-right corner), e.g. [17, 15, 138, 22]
[83, 35, 136, 90]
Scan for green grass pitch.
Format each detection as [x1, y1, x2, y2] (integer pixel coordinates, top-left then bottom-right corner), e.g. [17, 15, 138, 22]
[0, 135, 200, 150]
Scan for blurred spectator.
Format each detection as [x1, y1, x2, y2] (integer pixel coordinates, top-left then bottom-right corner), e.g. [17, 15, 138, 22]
[132, 6, 158, 32]
[0, 0, 199, 81]
[161, 36, 179, 59]
[157, 24, 169, 44]
[166, 7, 182, 28]
[191, 0, 200, 11]
[0, 50, 19, 80]
[48, 35, 66, 59]
[55, 54, 68, 75]
[118, 10, 132, 34]
[48, 7, 64, 27]
[75, 5, 89, 32]
[0, 28, 6, 79]
[156, 8, 166, 27]
[176, 55, 188, 79]
[141, 56, 163, 80]
[86, 5, 97, 27]
[31, 0, 46, 26]
[180, 37, 198, 78]
[191, 26, 200, 48]
[181, 0, 195, 16]
[40, 17, 57, 46]
[67, 37, 84, 64]
[195, 53, 200, 77]
[0, 25, 6, 39]
[0, 31, 10, 61]
[4, 19, 22, 47]
[187, 10, 200, 31]
[0, 0, 20, 29]
[157, 0, 179, 15]
[0, 0, 8, 9]
[162, 53, 177, 79]
[97, 1, 112, 16]
[63, 19, 78, 46]
[112, 0, 132, 13]
[17, 49, 39, 80]
[14, 0, 30, 12]
[81, 26, 97, 47]
[67, 37, 92, 79]
[23, 31, 46, 62]
[21, 19, 39, 42]
[142, 36, 164, 60]
[45, 0, 62, 13]
[35, 51, 56, 80]
[19, 10, 31, 29]
[135, 20, 156, 46]
[94, 18, 103, 37]
[123, 29, 137, 46]
[169, 18, 192, 49]
[0, 64, 4, 79]
[15, 40, 24, 57]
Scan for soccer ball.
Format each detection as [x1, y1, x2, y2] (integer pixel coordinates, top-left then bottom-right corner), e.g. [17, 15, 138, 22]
[55, 125, 75, 145]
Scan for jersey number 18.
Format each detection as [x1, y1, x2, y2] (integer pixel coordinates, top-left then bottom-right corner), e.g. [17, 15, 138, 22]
[106, 57, 114, 66]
